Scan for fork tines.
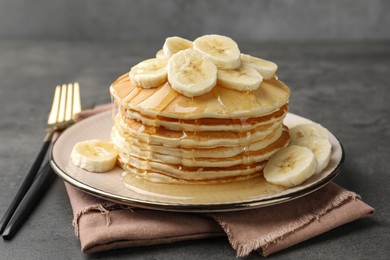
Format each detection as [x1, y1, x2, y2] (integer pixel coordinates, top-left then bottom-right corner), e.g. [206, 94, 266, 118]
[48, 83, 81, 126]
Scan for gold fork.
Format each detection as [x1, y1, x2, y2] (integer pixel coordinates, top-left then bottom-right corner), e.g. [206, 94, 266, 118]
[0, 83, 81, 234]
[46, 83, 82, 140]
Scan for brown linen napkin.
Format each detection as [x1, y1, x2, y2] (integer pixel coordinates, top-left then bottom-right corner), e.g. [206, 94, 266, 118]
[63, 104, 374, 256]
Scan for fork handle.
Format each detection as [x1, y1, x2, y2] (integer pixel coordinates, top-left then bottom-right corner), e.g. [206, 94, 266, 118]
[2, 161, 56, 239]
[0, 135, 52, 234]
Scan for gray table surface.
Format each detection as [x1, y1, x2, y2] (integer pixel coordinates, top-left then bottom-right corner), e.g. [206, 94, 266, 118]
[0, 40, 389, 259]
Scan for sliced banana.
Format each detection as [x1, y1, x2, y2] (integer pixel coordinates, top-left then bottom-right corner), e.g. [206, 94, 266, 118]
[71, 140, 118, 173]
[156, 49, 167, 60]
[264, 145, 318, 187]
[289, 123, 330, 143]
[217, 64, 263, 92]
[193, 34, 241, 69]
[240, 54, 278, 80]
[163, 36, 193, 58]
[290, 136, 332, 174]
[129, 58, 167, 88]
[167, 49, 217, 97]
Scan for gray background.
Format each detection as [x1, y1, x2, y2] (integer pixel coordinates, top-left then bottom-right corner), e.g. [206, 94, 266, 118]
[0, 0, 390, 259]
[0, 0, 389, 41]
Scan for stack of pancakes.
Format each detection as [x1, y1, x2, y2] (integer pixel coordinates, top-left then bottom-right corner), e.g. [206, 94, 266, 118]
[110, 73, 291, 184]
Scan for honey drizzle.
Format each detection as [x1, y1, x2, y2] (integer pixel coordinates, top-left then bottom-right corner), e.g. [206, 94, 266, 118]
[137, 83, 179, 112]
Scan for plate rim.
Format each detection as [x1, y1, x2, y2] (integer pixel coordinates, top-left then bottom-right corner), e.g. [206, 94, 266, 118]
[50, 111, 345, 212]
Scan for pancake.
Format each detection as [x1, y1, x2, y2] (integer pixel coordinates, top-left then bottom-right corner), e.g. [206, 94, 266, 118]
[116, 128, 289, 168]
[110, 75, 290, 119]
[122, 104, 288, 132]
[115, 114, 283, 148]
[111, 123, 284, 159]
[120, 164, 264, 184]
[110, 45, 291, 184]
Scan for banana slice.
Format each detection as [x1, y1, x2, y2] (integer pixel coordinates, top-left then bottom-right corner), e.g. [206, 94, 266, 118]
[193, 34, 241, 69]
[264, 145, 318, 187]
[240, 54, 278, 80]
[129, 58, 167, 88]
[156, 49, 167, 60]
[291, 136, 332, 174]
[163, 36, 193, 58]
[71, 140, 118, 173]
[167, 49, 217, 97]
[217, 64, 263, 92]
[289, 123, 330, 143]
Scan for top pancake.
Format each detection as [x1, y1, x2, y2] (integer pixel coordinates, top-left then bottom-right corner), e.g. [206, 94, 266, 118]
[110, 73, 290, 119]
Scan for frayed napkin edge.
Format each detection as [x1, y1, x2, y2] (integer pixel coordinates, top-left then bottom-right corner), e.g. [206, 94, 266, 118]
[211, 190, 363, 257]
[73, 204, 134, 237]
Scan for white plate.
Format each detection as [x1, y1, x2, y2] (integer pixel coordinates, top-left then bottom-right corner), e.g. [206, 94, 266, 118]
[50, 111, 344, 212]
